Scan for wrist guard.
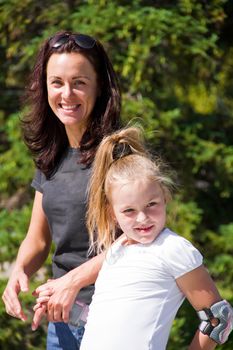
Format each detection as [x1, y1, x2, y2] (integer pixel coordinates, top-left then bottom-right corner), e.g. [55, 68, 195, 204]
[197, 299, 233, 344]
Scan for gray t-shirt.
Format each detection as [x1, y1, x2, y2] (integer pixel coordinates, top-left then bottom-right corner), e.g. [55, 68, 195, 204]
[31, 148, 94, 304]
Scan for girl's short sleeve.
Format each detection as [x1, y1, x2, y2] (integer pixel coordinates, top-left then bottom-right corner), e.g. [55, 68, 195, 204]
[162, 234, 203, 279]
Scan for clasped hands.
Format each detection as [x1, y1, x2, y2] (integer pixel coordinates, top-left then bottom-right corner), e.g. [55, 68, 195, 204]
[31, 274, 78, 331]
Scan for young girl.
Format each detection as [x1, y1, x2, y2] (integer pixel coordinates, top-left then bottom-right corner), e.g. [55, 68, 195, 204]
[80, 127, 233, 350]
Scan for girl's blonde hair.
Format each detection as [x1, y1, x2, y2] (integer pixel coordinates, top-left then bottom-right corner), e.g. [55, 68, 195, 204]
[87, 127, 175, 253]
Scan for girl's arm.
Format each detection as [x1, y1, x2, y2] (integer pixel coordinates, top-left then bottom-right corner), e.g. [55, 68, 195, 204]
[2, 191, 52, 321]
[176, 265, 222, 350]
[31, 251, 105, 330]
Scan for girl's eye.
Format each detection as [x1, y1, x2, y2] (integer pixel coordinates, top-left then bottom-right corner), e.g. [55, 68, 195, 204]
[122, 208, 134, 213]
[147, 202, 157, 207]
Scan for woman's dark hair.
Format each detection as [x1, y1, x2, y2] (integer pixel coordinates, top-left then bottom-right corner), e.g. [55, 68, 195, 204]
[21, 31, 121, 177]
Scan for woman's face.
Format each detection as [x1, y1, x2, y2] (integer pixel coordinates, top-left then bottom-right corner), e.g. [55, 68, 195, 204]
[46, 52, 99, 144]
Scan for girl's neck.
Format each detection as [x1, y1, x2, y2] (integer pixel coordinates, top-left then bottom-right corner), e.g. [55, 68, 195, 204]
[120, 235, 138, 246]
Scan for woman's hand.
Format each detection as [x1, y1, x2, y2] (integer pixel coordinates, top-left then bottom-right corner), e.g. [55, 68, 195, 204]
[33, 274, 78, 325]
[2, 269, 29, 321]
[2, 191, 52, 325]
[32, 252, 105, 330]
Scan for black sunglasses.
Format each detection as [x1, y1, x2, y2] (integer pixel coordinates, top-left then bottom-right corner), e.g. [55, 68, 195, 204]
[51, 33, 96, 49]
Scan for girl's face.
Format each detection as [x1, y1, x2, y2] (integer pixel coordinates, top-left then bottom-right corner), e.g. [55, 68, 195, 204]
[46, 52, 99, 145]
[110, 179, 166, 245]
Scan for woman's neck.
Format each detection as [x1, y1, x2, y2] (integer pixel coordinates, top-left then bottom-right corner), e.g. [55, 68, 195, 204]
[65, 125, 86, 148]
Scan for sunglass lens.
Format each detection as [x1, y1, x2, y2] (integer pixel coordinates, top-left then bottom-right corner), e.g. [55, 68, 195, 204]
[74, 34, 96, 49]
[52, 35, 69, 48]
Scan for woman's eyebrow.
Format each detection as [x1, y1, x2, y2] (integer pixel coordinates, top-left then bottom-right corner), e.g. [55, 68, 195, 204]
[72, 75, 91, 80]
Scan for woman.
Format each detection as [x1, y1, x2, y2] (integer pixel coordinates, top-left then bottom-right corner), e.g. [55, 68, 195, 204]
[2, 31, 121, 349]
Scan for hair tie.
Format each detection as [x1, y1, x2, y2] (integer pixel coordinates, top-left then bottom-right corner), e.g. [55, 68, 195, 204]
[112, 142, 132, 161]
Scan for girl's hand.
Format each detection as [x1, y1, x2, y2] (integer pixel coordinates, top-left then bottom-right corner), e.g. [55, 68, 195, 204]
[32, 280, 53, 304]
[31, 283, 53, 330]
[31, 303, 47, 331]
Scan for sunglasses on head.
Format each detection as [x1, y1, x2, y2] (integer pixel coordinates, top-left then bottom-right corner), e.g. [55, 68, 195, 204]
[51, 33, 96, 49]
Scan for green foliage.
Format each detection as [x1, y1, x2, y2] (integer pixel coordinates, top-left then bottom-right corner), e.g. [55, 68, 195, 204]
[167, 197, 203, 241]
[0, 205, 32, 262]
[0, 0, 233, 348]
[0, 112, 34, 195]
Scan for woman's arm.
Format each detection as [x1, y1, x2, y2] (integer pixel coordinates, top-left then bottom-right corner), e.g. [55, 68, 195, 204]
[176, 265, 222, 350]
[32, 251, 105, 330]
[2, 191, 52, 321]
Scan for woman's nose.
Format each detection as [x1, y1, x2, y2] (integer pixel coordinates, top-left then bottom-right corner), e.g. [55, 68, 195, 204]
[63, 84, 73, 98]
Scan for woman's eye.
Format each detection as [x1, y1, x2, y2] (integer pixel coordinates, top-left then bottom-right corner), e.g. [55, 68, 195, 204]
[51, 80, 62, 86]
[74, 80, 85, 87]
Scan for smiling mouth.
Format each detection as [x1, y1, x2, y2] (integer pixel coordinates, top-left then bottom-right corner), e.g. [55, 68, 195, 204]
[59, 104, 81, 110]
[135, 225, 154, 233]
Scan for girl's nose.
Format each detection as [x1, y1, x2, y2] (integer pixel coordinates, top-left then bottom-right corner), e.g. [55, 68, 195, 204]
[136, 211, 147, 223]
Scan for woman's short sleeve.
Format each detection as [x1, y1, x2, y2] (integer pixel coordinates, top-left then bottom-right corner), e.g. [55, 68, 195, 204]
[31, 169, 44, 193]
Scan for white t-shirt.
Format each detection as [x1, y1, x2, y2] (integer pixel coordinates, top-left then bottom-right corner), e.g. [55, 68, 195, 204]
[80, 228, 203, 350]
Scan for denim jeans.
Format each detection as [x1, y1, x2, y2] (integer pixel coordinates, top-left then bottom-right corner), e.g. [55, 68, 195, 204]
[46, 322, 85, 350]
